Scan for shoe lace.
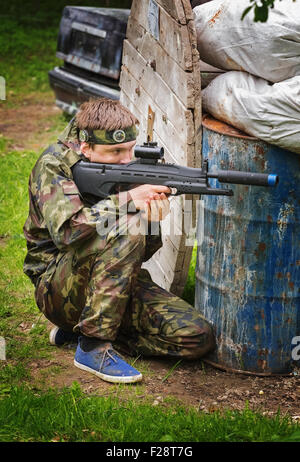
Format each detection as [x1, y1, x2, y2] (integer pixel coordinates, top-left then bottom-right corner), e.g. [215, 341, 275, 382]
[99, 347, 118, 372]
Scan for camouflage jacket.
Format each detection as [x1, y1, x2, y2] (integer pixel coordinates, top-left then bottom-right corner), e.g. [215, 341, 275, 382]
[23, 119, 162, 285]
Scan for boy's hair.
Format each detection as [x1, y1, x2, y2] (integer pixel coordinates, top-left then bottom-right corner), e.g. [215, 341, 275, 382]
[76, 98, 139, 131]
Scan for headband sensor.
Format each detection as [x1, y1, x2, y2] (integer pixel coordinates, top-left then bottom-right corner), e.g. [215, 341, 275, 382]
[79, 125, 138, 145]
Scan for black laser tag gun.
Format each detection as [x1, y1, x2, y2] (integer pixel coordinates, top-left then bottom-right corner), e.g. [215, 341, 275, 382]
[72, 142, 279, 204]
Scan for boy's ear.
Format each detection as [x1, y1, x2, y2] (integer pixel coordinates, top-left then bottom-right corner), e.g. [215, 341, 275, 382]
[80, 142, 91, 160]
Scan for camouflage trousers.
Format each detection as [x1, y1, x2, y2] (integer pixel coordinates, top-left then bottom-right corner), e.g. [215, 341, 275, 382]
[35, 215, 215, 359]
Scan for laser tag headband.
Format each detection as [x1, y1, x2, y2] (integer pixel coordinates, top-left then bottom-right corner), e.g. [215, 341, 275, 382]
[78, 125, 138, 145]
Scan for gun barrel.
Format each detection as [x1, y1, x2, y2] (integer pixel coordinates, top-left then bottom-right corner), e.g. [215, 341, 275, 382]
[208, 170, 279, 187]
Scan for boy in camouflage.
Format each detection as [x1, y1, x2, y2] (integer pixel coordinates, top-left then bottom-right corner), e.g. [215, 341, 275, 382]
[23, 98, 215, 383]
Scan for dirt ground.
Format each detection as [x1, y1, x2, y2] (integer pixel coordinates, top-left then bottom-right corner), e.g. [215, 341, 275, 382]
[2, 95, 300, 418]
[0, 92, 63, 151]
[30, 326, 300, 418]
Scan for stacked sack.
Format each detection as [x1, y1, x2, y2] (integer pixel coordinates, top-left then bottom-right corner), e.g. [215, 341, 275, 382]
[193, 0, 300, 154]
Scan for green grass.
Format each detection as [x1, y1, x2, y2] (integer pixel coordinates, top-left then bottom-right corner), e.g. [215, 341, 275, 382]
[0, 141, 52, 385]
[182, 242, 197, 306]
[0, 383, 299, 442]
[0, 0, 132, 103]
[0, 148, 37, 236]
[0, 22, 60, 100]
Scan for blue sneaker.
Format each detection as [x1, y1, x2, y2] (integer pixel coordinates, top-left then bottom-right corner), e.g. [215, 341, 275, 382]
[49, 326, 79, 346]
[74, 337, 143, 384]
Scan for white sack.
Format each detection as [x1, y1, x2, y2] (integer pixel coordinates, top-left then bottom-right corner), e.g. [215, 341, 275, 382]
[194, 0, 300, 83]
[202, 71, 300, 154]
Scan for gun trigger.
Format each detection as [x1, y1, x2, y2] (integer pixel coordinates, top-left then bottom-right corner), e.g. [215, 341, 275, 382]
[96, 165, 105, 174]
[170, 187, 177, 195]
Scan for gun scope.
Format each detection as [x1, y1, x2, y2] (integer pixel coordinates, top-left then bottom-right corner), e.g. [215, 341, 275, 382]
[134, 142, 164, 160]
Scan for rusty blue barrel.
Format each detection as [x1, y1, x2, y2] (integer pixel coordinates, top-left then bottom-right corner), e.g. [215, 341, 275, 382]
[195, 115, 300, 375]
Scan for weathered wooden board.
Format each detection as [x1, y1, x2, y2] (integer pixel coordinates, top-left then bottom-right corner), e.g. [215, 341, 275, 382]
[120, 0, 200, 294]
[121, 41, 195, 142]
[120, 73, 189, 163]
[121, 89, 199, 174]
[129, 0, 193, 71]
[155, 0, 186, 24]
[152, 240, 185, 274]
[181, 0, 196, 21]
[143, 256, 182, 291]
[120, 90, 186, 166]
[126, 17, 196, 108]
[122, 96, 199, 179]
[189, 59, 202, 168]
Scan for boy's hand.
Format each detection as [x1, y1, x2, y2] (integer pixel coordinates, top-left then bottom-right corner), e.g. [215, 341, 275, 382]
[143, 192, 170, 222]
[128, 185, 171, 222]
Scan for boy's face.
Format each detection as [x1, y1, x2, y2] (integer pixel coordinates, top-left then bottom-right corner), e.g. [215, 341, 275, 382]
[80, 140, 136, 164]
